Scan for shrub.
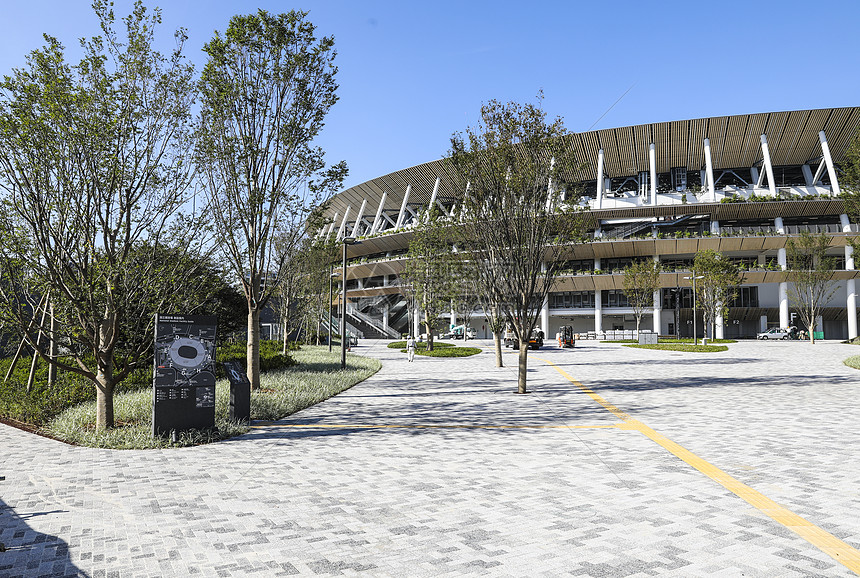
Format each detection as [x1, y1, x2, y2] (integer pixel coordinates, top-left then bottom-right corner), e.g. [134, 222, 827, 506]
[401, 347, 482, 357]
[217, 340, 296, 375]
[0, 340, 293, 426]
[387, 341, 455, 350]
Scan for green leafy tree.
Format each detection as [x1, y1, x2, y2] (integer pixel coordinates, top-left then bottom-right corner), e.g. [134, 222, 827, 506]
[400, 210, 461, 351]
[197, 10, 347, 390]
[786, 231, 837, 344]
[0, 1, 200, 430]
[622, 260, 661, 334]
[450, 95, 584, 393]
[692, 250, 741, 340]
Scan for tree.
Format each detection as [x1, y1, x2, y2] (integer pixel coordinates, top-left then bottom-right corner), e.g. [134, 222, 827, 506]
[692, 250, 741, 340]
[197, 10, 347, 390]
[450, 95, 584, 393]
[400, 210, 460, 351]
[622, 259, 661, 334]
[786, 231, 837, 344]
[458, 256, 506, 366]
[0, 1, 201, 429]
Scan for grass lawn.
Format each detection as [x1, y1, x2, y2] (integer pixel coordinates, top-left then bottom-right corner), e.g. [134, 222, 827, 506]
[43, 346, 380, 449]
[843, 355, 860, 370]
[604, 338, 736, 344]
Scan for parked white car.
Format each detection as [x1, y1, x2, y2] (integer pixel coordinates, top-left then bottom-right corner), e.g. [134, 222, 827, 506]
[757, 328, 790, 340]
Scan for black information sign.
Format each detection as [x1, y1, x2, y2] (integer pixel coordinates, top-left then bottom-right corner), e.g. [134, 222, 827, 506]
[222, 361, 251, 424]
[152, 314, 217, 436]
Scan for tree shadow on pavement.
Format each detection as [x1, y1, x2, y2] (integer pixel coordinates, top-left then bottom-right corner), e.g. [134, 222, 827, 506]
[0, 499, 84, 577]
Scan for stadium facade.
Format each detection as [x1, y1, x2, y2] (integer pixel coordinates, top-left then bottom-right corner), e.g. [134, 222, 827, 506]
[322, 107, 860, 341]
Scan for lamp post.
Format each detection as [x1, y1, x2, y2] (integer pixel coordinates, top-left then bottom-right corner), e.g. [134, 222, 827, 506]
[328, 264, 335, 353]
[684, 274, 704, 345]
[341, 236, 358, 369]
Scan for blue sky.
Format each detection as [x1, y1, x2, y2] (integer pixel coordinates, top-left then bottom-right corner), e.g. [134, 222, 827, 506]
[2, 0, 858, 190]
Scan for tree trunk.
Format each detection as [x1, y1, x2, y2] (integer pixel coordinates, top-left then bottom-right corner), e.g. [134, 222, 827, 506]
[517, 339, 529, 394]
[282, 319, 288, 355]
[247, 307, 261, 390]
[95, 361, 115, 430]
[48, 302, 57, 387]
[426, 319, 434, 352]
[493, 331, 504, 368]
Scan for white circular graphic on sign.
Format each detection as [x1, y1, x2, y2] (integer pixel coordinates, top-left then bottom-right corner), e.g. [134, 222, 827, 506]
[168, 337, 208, 370]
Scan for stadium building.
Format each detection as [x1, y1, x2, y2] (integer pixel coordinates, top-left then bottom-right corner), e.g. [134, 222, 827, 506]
[322, 107, 860, 341]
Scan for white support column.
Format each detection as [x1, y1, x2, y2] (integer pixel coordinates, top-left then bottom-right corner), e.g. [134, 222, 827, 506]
[812, 158, 827, 186]
[750, 166, 760, 187]
[649, 143, 657, 206]
[541, 294, 550, 338]
[450, 302, 457, 330]
[395, 185, 411, 229]
[704, 138, 715, 198]
[774, 217, 785, 235]
[710, 220, 720, 235]
[350, 199, 367, 238]
[425, 178, 440, 221]
[802, 164, 814, 187]
[545, 157, 556, 212]
[326, 214, 338, 240]
[847, 243, 857, 340]
[715, 304, 724, 339]
[841, 213, 852, 233]
[760, 315, 769, 332]
[760, 134, 777, 196]
[596, 149, 605, 209]
[370, 192, 387, 234]
[336, 206, 351, 241]
[778, 246, 789, 329]
[779, 282, 789, 329]
[382, 304, 390, 331]
[652, 254, 661, 333]
[594, 257, 602, 333]
[819, 130, 841, 196]
[413, 307, 421, 338]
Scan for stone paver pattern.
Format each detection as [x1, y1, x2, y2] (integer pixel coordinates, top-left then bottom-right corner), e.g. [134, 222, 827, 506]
[2, 338, 860, 577]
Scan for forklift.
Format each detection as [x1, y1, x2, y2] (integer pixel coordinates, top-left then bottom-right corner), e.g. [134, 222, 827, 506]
[557, 326, 576, 348]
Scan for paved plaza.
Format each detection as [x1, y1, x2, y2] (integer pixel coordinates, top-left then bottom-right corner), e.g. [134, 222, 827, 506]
[2, 338, 860, 577]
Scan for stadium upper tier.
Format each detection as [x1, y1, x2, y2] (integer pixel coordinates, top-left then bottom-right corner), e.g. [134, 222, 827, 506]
[321, 107, 860, 249]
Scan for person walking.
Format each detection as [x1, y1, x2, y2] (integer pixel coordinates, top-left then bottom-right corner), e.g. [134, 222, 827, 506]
[406, 335, 416, 362]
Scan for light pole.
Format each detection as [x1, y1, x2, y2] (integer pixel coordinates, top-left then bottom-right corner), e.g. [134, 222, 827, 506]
[684, 274, 704, 345]
[341, 236, 358, 369]
[328, 265, 336, 353]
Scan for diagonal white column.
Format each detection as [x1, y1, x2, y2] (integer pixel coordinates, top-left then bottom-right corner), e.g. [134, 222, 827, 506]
[760, 134, 776, 196]
[425, 178, 440, 221]
[350, 199, 368, 238]
[596, 149, 605, 209]
[326, 213, 338, 240]
[704, 138, 715, 199]
[336, 206, 351, 241]
[819, 130, 841, 196]
[395, 185, 411, 229]
[370, 192, 387, 234]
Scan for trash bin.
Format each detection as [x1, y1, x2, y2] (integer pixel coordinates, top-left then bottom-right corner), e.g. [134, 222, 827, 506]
[702, 338, 708, 346]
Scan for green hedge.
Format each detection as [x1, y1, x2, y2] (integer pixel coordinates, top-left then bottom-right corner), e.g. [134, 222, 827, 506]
[403, 346, 481, 357]
[387, 340, 455, 350]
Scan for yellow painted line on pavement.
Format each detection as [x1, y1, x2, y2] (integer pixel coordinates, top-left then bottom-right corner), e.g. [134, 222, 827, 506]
[251, 422, 620, 430]
[534, 355, 860, 575]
